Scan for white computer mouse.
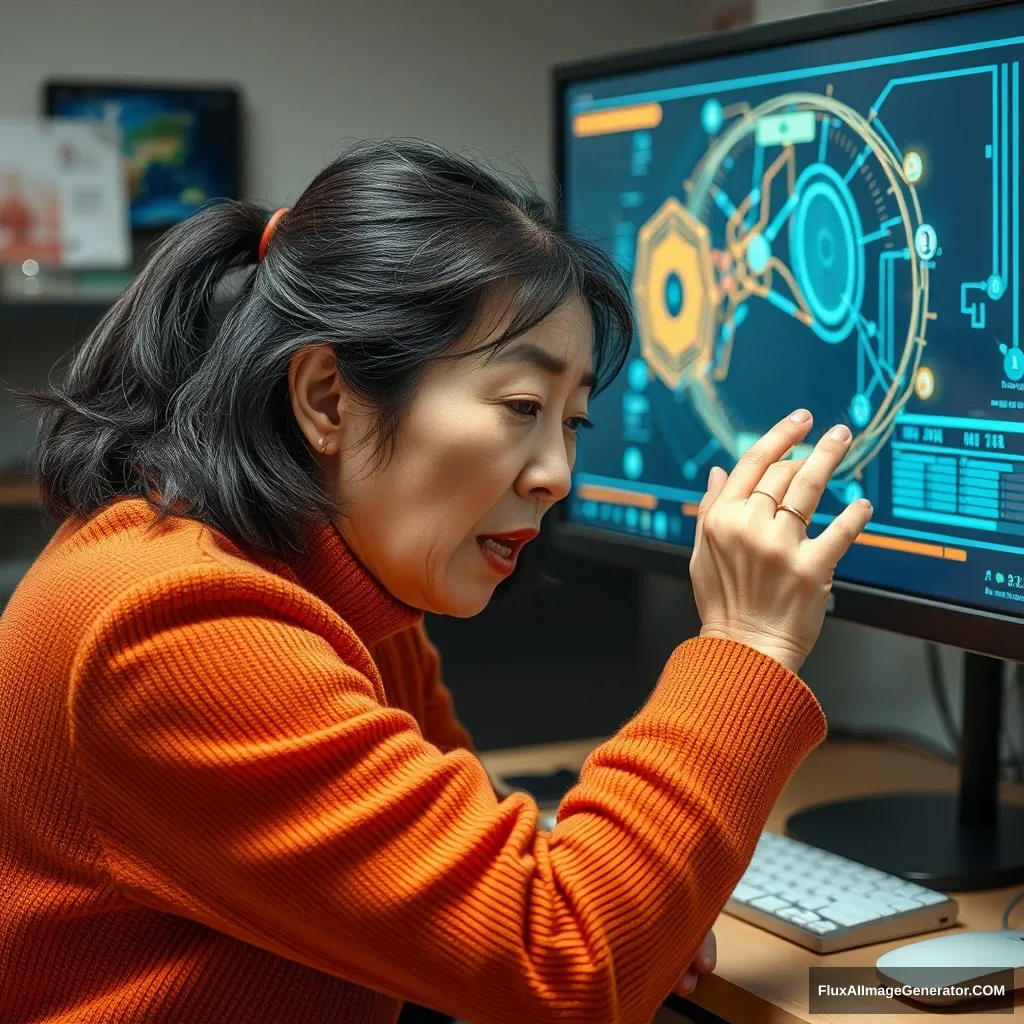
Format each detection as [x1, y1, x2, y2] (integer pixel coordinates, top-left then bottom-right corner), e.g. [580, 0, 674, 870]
[876, 930, 1024, 1005]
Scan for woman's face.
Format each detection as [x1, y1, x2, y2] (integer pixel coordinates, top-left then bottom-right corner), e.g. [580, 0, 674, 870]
[290, 296, 595, 616]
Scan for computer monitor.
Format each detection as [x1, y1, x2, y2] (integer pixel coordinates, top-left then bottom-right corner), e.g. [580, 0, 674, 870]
[45, 81, 241, 233]
[553, 0, 1024, 889]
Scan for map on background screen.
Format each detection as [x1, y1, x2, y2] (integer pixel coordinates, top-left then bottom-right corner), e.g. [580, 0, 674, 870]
[48, 85, 239, 230]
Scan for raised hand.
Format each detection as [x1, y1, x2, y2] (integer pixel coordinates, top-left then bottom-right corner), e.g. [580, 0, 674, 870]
[689, 409, 873, 674]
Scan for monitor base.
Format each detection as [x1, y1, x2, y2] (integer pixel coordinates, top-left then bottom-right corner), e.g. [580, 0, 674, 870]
[787, 793, 1024, 891]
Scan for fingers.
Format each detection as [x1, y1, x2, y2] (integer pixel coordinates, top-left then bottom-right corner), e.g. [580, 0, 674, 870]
[674, 930, 717, 997]
[693, 465, 727, 552]
[694, 929, 717, 974]
[698, 466, 728, 517]
[811, 495, 874, 565]
[745, 459, 805, 518]
[674, 967, 699, 997]
[778, 424, 852, 528]
[720, 409, 813, 501]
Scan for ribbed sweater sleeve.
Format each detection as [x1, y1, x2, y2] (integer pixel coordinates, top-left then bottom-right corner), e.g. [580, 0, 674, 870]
[68, 563, 825, 1024]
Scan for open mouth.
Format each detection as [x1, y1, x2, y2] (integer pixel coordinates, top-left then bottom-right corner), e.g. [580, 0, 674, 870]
[475, 532, 534, 574]
[479, 536, 515, 560]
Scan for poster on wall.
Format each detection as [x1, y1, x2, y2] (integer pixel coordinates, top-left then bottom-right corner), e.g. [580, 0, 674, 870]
[0, 119, 130, 268]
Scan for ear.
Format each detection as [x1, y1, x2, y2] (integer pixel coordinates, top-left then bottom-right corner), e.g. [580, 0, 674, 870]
[288, 345, 345, 456]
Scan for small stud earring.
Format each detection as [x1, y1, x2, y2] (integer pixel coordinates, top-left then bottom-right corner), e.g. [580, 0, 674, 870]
[319, 436, 329, 454]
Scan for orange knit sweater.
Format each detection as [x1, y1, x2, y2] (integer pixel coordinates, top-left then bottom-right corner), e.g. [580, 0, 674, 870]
[0, 499, 825, 1024]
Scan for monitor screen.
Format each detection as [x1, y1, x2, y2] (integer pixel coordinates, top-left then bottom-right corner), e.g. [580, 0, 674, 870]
[559, 2, 1023, 621]
[46, 82, 240, 231]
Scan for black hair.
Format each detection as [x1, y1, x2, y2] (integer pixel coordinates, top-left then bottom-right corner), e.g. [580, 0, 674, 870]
[24, 138, 633, 564]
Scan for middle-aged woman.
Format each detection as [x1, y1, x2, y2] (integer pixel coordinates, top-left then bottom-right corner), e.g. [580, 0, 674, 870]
[0, 139, 871, 1024]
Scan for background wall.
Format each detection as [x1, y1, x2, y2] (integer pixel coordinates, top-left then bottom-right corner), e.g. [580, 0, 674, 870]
[0, 0, 736, 208]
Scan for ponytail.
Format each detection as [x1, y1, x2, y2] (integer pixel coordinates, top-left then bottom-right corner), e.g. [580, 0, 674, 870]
[27, 201, 268, 524]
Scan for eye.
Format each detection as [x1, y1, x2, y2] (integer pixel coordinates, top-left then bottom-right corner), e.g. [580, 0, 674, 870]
[505, 399, 541, 419]
[565, 415, 594, 433]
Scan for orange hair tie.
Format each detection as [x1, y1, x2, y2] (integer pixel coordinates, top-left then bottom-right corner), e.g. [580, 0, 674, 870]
[258, 207, 289, 262]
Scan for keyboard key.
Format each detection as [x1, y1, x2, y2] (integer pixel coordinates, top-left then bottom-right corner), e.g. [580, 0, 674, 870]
[811, 884, 842, 896]
[788, 909, 821, 925]
[846, 881, 877, 896]
[862, 888, 900, 903]
[750, 895, 791, 913]
[861, 868, 890, 882]
[894, 882, 930, 897]
[914, 889, 949, 906]
[839, 893, 899, 916]
[778, 887, 812, 903]
[731, 883, 764, 903]
[871, 876, 907, 891]
[777, 907, 808, 923]
[807, 920, 838, 934]
[819, 903, 882, 927]
[886, 897, 926, 913]
[797, 895, 832, 911]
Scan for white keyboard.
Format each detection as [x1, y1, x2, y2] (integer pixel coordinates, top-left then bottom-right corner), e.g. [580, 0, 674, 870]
[725, 831, 959, 953]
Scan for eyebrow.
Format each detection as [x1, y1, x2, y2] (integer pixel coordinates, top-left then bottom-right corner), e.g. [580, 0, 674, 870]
[492, 343, 597, 390]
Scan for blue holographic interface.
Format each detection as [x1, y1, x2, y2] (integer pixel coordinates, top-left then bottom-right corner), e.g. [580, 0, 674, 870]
[562, 4, 1024, 617]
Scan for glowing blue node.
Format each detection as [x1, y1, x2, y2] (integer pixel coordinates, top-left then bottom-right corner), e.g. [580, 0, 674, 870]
[1005, 346, 1024, 382]
[988, 275, 1005, 300]
[914, 223, 938, 261]
[746, 232, 771, 274]
[683, 460, 697, 481]
[628, 358, 649, 392]
[623, 446, 644, 480]
[845, 481, 864, 503]
[625, 507, 639, 528]
[790, 163, 865, 344]
[701, 99, 724, 135]
[850, 393, 871, 427]
[664, 271, 684, 317]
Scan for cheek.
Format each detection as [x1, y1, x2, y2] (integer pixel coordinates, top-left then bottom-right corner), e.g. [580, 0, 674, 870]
[390, 408, 520, 539]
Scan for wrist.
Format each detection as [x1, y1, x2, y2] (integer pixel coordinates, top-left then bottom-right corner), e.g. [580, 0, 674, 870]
[697, 625, 805, 674]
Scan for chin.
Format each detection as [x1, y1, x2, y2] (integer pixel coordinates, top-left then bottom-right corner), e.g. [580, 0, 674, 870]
[434, 585, 496, 618]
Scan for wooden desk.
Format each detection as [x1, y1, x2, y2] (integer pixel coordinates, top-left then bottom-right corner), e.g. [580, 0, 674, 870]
[480, 739, 1024, 1024]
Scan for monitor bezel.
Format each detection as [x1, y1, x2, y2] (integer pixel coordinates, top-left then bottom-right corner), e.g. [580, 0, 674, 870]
[551, 0, 1024, 660]
[43, 78, 243, 234]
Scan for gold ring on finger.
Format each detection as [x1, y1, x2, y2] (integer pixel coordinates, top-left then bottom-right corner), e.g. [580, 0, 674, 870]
[777, 503, 810, 529]
[750, 489, 780, 509]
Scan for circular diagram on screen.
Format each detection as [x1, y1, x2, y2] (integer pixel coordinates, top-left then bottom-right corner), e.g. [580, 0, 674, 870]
[633, 92, 931, 481]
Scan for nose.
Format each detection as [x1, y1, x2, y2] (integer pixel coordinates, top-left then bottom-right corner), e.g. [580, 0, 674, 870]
[514, 431, 574, 507]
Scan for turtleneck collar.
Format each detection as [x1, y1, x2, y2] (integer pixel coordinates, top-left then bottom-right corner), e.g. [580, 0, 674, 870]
[288, 520, 423, 648]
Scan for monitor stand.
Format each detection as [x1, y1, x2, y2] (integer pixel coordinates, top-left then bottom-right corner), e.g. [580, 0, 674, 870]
[787, 652, 1024, 891]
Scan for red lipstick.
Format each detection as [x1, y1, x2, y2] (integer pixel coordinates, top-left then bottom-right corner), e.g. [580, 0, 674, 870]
[476, 529, 538, 575]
